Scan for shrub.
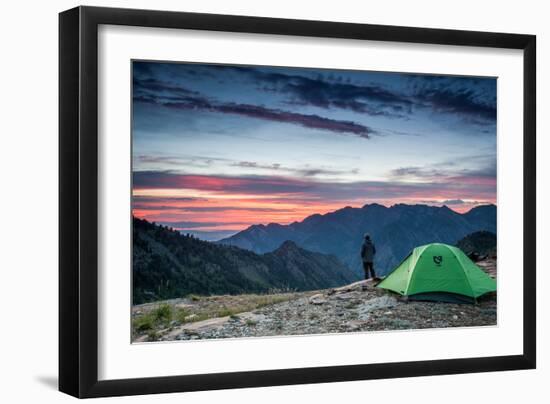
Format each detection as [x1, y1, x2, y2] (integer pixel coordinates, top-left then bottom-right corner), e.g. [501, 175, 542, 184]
[216, 308, 236, 317]
[152, 304, 172, 323]
[133, 316, 153, 332]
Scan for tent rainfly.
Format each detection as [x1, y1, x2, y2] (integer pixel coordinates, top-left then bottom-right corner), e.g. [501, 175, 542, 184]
[376, 243, 496, 304]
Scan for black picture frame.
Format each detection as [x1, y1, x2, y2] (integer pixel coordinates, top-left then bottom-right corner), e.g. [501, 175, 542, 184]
[59, 6, 536, 398]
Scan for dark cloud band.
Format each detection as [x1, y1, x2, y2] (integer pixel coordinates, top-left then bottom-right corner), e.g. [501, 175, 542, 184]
[134, 78, 374, 138]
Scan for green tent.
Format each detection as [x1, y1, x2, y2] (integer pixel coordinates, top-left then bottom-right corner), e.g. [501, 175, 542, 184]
[376, 243, 496, 303]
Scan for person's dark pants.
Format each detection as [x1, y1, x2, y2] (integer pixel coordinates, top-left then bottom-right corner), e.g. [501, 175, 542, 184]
[363, 261, 376, 279]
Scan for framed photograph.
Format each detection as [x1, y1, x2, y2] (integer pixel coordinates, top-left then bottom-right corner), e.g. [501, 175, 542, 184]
[59, 6, 536, 398]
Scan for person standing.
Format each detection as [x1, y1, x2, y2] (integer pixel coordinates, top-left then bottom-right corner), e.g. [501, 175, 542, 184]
[361, 234, 376, 279]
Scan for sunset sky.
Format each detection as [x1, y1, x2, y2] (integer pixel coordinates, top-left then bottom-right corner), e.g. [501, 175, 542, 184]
[132, 61, 497, 240]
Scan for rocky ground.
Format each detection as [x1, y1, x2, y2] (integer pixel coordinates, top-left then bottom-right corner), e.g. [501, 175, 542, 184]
[132, 258, 497, 343]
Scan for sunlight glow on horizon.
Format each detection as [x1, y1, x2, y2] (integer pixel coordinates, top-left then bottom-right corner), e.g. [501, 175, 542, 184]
[133, 185, 495, 235]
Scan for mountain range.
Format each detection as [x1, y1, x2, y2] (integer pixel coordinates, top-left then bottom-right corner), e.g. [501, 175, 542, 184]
[219, 203, 497, 277]
[133, 217, 355, 304]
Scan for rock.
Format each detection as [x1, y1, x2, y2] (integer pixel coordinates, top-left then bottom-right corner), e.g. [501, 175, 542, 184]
[334, 280, 368, 293]
[356, 295, 399, 320]
[345, 320, 366, 331]
[185, 314, 198, 321]
[482, 308, 496, 316]
[335, 292, 358, 300]
[309, 293, 327, 305]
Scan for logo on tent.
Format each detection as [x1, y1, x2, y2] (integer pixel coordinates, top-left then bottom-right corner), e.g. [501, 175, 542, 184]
[433, 255, 443, 265]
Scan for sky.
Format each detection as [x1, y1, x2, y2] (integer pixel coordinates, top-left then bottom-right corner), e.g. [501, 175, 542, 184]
[132, 61, 497, 241]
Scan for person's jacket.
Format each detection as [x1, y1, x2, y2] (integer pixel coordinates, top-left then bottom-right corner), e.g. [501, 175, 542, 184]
[361, 239, 376, 262]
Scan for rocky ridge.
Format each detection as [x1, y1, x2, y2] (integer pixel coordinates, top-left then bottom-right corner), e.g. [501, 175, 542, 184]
[132, 258, 497, 342]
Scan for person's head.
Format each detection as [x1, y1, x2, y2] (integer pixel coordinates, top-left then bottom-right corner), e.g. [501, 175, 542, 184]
[364, 233, 371, 240]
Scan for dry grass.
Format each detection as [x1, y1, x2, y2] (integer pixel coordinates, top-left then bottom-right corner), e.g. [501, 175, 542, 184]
[132, 292, 305, 339]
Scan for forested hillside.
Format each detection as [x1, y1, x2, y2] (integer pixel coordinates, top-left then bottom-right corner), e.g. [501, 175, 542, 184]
[133, 218, 354, 304]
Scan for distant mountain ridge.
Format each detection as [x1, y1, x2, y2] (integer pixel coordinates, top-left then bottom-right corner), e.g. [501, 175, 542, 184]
[219, 203, 497, 276]
[133, 218, 355, 304]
